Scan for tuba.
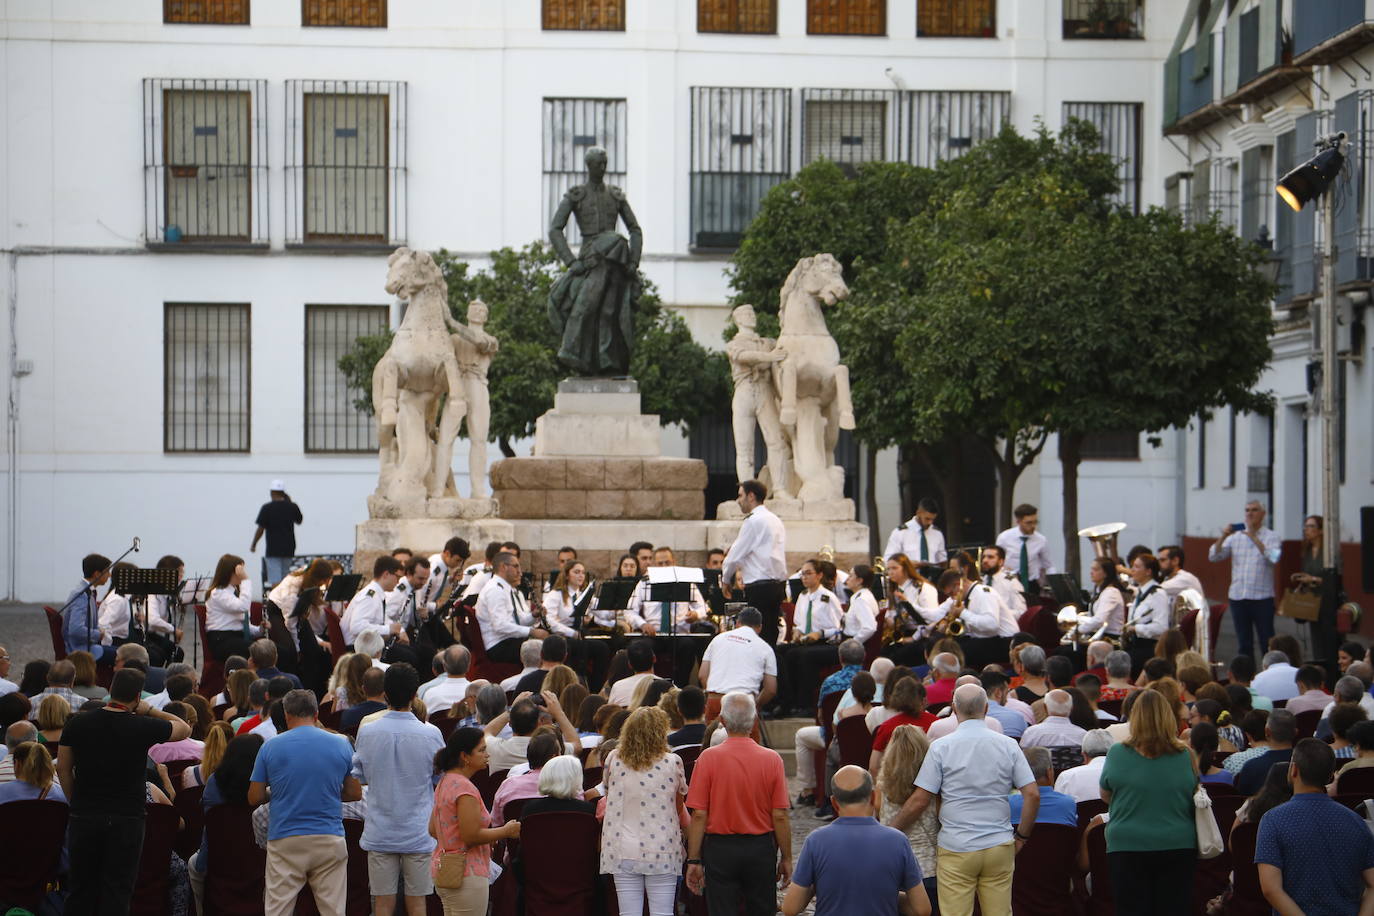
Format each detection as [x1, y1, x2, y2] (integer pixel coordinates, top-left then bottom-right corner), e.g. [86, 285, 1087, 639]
[1079, 522, 1127, 561]
[1175, 587, 1209, 662]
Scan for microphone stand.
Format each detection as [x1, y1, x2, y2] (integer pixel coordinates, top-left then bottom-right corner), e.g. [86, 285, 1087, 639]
[58, 537, 140, 656]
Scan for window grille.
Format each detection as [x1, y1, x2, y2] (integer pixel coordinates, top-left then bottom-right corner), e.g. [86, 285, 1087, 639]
[304, 305, 389, 452]
[1209, 158, 1239, 229]
[543, 0, 625, 30]
[143, 79, 268, 245]
[302, 0, 385, 27]
[807, 0, 885, 35]
[1063, 101, 1143, 213]
[917, 0, 995, 37]
[1081, 431, 1140, 460]
[285, 81, 407, 246]
[1165, 170, 1194, 225]
[698, 0, 776, 33]
[690, 87, 791, 249]
[542, 98, 628, 247]
[802, 89, 901, 167]
[1240, 146, 1273, 243]
[1063, 0, 1145, 39]
[164, 303, 251, 453]
[164, 1, 249, 24]
[906, 91, 1010, 168]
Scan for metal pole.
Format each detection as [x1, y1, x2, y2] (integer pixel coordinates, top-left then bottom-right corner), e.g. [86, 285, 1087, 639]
[1320, 192, 1340, 571]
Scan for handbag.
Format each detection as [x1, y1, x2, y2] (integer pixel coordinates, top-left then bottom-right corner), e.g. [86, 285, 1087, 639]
[1194, 784, 1223, 859]
[434, 850, 467, 889]
[1278, 588, 1321, 622]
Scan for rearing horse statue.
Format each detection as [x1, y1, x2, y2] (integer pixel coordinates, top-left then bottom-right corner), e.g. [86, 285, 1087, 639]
[773, 253, 857, 502]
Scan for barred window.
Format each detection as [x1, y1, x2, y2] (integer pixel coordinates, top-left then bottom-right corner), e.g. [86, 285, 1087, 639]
[144, 80, 268, 246]
[164, 1, 249, 24]
[907, 91, 1010, 167]
[807, 0, 885, 35]
[1063, 101, 1143, 213]
[802, 89, 899, 166]
[918, 0, 996, 38]
[285, 81, 408, 246]
[1063, 0, 1144, 40]
[302, 0, 385, 27]
[1081, 431, 1140, 460]
[698, 0, 776, 33]
[690, 87, 791, 249]
[1240, 146, 1273, 243]
[305, 305, 389, 452]
[165, 303, 251, 453]
[543, 98, 627, 246]
[543, 0, 625, 30]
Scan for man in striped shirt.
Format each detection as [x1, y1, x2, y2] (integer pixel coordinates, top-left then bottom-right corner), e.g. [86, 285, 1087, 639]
[1208, 500, 1282, 660]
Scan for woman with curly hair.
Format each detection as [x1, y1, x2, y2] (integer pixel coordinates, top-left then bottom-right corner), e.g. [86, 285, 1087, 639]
[878, 725, 939, 913]
[599, 706, 688, 916]
[328, 653, 371, 710]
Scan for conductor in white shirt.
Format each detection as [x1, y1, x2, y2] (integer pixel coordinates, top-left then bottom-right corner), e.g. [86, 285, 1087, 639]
[721, 480, 788, 647]
[475, 552, 549, 664]
[884, 497, 947, 566]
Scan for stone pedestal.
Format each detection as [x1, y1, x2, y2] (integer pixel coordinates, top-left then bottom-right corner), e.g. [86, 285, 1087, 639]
[715, 496, 858, 522]
[534, 378, 660, 458]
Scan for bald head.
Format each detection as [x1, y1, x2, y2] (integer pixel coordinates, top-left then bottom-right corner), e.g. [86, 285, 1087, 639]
[1044, 689, 1073, 718]
[953, 683, 988, 721]
[869, 657, 894, 684]
[5, 720, 36, 750]
[933, 653, 960, 676]
[829, 765, 876, 811]
[1348, 662, 1373, 688]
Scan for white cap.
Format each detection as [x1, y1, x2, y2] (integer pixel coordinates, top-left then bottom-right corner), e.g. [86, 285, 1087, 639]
[270, 479, 286, 492]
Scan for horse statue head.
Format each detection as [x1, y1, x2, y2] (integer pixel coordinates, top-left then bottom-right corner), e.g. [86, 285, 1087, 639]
[385, 247, 445, 300]
[778, 253, 849, 330]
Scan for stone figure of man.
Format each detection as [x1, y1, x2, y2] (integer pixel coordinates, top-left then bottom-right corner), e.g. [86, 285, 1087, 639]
[727, 304, 793, 498]
[450, 300, 499, 499]
[547, 146, 643, 377]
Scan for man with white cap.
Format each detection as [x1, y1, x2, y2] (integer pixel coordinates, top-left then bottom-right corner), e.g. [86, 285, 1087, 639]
[252, 480, 303, 588]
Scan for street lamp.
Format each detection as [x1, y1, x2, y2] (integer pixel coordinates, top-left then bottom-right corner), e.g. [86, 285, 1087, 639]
[1276, 132, 1347, 653]
[1255, 225, 1282, 287]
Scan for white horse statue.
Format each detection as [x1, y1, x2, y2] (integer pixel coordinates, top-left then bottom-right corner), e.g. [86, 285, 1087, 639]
[372, 247, 467, 506]
[772, 253, 856, 502]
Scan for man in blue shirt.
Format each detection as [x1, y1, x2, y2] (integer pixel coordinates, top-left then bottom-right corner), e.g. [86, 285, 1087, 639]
[1236, 708, 1296, 795]
[1009, 747, 1077, 828]
[784, 765, 929, 916]
[1256, 738, 1374, 915]
[980, 670, 1028, 740]
[352, 663, 444, 916]
[249, 689, 360, 916]
[63, 554, 115, 663]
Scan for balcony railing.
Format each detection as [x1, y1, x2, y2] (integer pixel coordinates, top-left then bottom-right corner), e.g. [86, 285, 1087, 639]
[1294, 0, 1374, 63]
[1063, 0, 1143, 40]
[917, 0, 995, 38]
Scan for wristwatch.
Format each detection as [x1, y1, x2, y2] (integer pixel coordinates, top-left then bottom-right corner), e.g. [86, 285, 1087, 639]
[1014, 829, 1031, 841]
[685, 859, 702, 866]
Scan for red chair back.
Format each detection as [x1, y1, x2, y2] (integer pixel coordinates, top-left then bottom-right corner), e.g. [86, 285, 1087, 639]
[1084, 821, 1113, 916]
[834, 716, 873, 769]
[164, 758, 198, 790]
[862, 608, 885, 666]
[1228, 820, 1272, 916]
[675, 745, 703, 782]
[1337, 766, 1374, 796]
[518, 812, 602, 916]
[43, 606, 68, 660]
[431, 713, 460, 740]
[816, 691, 842, 730]
[195, 605, 227, 700]
[130, 802, 180, 916]
[582, 766, 603, 792]
[1295, 709, 1322, 739]
[459, 610, 521, 683]
[323, 608, 348, 661]
[1011, 824, 1080, 915]
[1097, 698, 1123, 719]
[173, 783, 206, 861]
[780, 601, 795, 642]
[470, 766, 507, 810]
[0, 798, 68, 910]
[1076, 798, 1107, 831]
[1203, 779, 1240, 798]
[203, 804, 266, 916]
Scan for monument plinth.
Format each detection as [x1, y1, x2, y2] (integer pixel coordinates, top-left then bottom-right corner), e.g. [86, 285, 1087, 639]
[533, 378, 660, 458]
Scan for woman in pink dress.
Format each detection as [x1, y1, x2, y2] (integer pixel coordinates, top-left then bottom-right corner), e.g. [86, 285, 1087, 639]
[430, 727, 520, 915]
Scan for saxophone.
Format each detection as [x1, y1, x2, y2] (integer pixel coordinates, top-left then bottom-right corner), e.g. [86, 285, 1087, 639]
[932, 578, 968, 638]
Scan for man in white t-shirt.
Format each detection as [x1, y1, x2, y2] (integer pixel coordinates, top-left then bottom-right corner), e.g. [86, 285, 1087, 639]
[1053, 729, 1115, 802]
[698, 607, 777, 722]
[421, 645, 473, 716]
[606, 639, 658, 707]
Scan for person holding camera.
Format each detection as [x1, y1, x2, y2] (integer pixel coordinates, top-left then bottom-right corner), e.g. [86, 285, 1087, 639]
[1208, 500, 1282, 660]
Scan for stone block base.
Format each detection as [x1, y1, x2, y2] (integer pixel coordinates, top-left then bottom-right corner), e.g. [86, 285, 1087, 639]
[715, 497, 857, 522]
[368, 495, 499, 520]
[533, 378, 660, 457]
[492, 457, 707, 520]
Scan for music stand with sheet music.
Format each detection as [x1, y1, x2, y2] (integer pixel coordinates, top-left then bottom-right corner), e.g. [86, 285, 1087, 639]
[589, 578, 638, 638]
[112, 566, 181, 647]
[325, 575, 363, 603]
[1047, 573, 1085, 607]
[701, 568, 726, 618]
[647, 567, 708, 679]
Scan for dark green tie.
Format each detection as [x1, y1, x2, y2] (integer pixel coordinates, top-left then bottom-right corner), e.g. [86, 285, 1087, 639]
[1019, 536, 1030, 592]
[920, 528, 929, 562]
[805, 598, 812, 634]
[660, 601, 670, 631]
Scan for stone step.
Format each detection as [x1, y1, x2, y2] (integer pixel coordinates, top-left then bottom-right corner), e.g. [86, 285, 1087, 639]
[762, 717, 813, 777]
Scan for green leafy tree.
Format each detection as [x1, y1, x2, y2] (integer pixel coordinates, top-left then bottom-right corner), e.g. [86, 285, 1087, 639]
[339, 243, 729, 456]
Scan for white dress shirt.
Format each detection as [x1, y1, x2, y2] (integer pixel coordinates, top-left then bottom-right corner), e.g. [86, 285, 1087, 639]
[142, 595, 177, 636]
[206, 584, 256, 633]
[1252, 662, 1301, 702]
[927, 710, 1004, 741]
[933, 583, 1004, 638]
[983, 569, 1027, 617]
[1079, 587, 1126, 637]
[474, 576, 536, 649]
[462, 567, 494, 599]
[1019, 715, 1088, 749]
[701, 625, 777, 695]
[721, 505, 787, 586]
[341, 580, 392, 645]
[98, 593, 132, 642]
[423, 676, 472, 715]
[996, 527, 1056, 583]
[1053, 755, 1108, 803]
[419, 554, 463, 608]
[385, 577, 432, 631]
[843, 588, 879, 644]
[626, 579, 707, 634]
[884, 519, 947, 564]
[893, 578, 941, 627]
[1126, 581, 1170, 640]
[543, 585, 596, 637]
[791, 587, 842, 641]
[1161, 568, 1204, 603]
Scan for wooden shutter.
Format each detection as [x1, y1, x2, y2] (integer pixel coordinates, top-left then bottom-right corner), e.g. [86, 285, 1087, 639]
[698, 0, 777, 33]
[543, 0, 626, 31]
[164, 0, 250, 24]
[302, 0, 386, 27]
[807, 0, 885, 36]
[917, 0, 995, 37]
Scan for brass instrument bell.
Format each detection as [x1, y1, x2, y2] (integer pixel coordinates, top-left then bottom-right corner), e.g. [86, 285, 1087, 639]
[1079, 522, 1127, 561]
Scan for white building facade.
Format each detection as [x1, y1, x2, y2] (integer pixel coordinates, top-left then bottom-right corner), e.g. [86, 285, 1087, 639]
[1, 0, 1185, 600]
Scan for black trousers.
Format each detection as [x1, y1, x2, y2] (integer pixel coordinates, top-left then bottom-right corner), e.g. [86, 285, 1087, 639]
[205, 629, 249, 663]
[65, 812, 147, 915]
[1108, 849, 1196, 916]
[702, 833, 777, 916]
[486, 638, 523, 664]
[652, 634, 709, 687]
[743, 580, 786, 650]
[883, 639, 928, 667]
[782, 643, 838, 710]
[1127, 638, 1158, 677]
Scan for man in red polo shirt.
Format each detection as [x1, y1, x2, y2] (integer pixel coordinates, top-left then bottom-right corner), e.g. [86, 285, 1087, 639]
[924, 652, 961, 706]
[685, 691, 791, 916]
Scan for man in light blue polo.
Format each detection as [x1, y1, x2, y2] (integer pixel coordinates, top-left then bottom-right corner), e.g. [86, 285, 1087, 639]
[353, 662, 445, 916]
[888, 683, 1038, 916]
[784, 765, 929, 916]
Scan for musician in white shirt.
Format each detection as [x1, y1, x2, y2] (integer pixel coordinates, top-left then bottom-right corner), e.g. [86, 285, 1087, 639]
[1157, 544, 1205, 603]
[474, 552, 548, 664]
[340, 555, 405, 649]
[883, 497, 947, 565]
[97, 563, 136, 646]
[542, 559, 609, 690]
[1074, 557, 1127, 642]
[721, 480, 788, 646]
[995, 503, 1056, 594]
[418, 536, 471, 610]
[931, 569, 1005, 639]
[1123, 553, 1172, 670]
[627, 547, 712, 686]
[841, 567, 880, 646]
[883, 554, 940, 666]
[381, 556, 432, 666]
[204, 553, 260, 662]
[463, 540, 521, 599]
[777, 559, 842, 714]
[980, 546, 1027, 618]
